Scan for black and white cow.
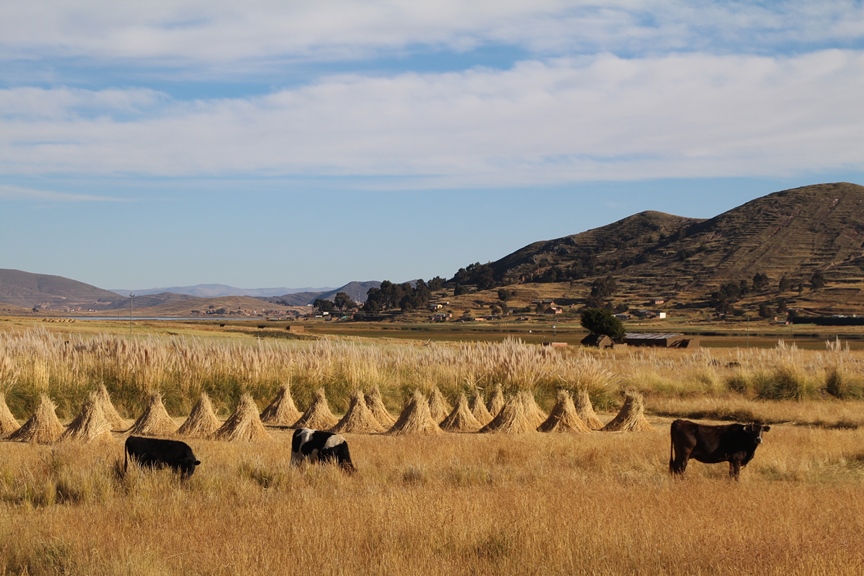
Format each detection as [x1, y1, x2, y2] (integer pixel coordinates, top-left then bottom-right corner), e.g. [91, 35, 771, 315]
[291, 428, 354, 473]
[669, 419, 770, 480]
[124, 436, 201, 478]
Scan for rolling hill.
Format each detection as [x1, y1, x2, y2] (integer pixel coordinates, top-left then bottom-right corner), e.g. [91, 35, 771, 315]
[0, 269, 125, 310]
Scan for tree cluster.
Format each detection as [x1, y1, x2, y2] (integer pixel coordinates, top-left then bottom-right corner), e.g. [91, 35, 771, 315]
[362, 280, 433, 313]
[580, 308, 626, 341]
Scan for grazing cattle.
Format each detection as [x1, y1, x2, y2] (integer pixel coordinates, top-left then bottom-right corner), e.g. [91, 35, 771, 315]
[124, 436, 201, 478]
[291, 428, 354, 473]
[669, 419, 770, 480]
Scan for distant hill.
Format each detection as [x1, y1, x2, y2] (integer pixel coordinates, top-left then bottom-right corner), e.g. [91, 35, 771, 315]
[111, 284, 332, 298]
[0, 269, 125, 310]
[262, 281, 381, 306]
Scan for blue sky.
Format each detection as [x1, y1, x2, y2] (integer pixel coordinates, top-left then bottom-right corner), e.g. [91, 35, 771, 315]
[2, 1, 864, 291]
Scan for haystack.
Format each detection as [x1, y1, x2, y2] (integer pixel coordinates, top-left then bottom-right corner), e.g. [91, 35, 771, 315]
[602, 391, 654, 432]
[60, 390, 113, 442]
[538, 390, 591, 433]
[177, 392, 222, 438]
[439, 392, 482, 432]
[127, 392, 177, 437]
[469, 389, 493, 426]
[96, 385, 128, 431]
[260, 383, 302, 426]
[0, 392, 20, 437]
[574, 388, 604, 430]
[8, 395, 65, 444]
[213, 394, 271, 441]
[519, 390, 548, 429]
[387, 391, 441, 435]
[364, 386, 395, 427]
[486, 383, 505, 417]
[293, 388, 339, 430]
[427, 386, 452, 422]
[331, 390, 385, 434]
[479, 393, 535, 434]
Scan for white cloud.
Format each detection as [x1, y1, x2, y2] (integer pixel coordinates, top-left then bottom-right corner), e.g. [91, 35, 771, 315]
[0, 184, 124, 202]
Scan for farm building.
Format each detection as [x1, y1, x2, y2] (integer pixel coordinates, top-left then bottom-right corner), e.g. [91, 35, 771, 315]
[624, 333, 699, 348]
[580, 333, 615, 349]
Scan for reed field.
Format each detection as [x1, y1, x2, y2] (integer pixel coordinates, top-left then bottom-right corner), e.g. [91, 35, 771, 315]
[2, 325, 864, 574]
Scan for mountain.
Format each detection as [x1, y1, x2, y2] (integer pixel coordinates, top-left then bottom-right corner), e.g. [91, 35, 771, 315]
[0, 269, 125, 310]
[111, 284, 333, 298]
[261, 281, 381, 306]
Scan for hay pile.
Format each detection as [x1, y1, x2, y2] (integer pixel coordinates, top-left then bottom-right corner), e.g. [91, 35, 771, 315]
[387, 390, 441, 435]
[332, 390, 385, 434]
[260, 383, 302, 426]
[127, 392, 177, 437]
[427, 386, 452, 422]
[0, 392, 20, 437]
[486, 384, 505, 417]
[469, 389, 493, 426]
[574, 388, 604, 430]
[177, 392, 222, 438]
[364, 386, 395, 427]
[96, 385, 128, 431]
[538, 390, 591, 433]
[519, 390, 548, 428]
[213, 394, 271, 441]
[480, 393, 534, 434]
[602, 390, 654, 432]
[439, 392, 482, 432]
[294, 388, 339, 430]
[8, 395, 65, 444]
[60, 390, 113, 442]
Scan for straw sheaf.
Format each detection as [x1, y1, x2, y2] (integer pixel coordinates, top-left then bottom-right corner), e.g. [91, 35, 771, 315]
[61, 390, 114, 443]
[427, 386, 453, 422]
[574, 388, 605, 430]
[0, 392, 20, 437]
[486, 384, 505, 417]
[364, 386, 395, 427]
[8, 395, 65, 444]
[260, 384, 302, 426]
[479, 394, 535, 434]
[127, 393, 178, 437]
[331, 390, 385, 434]
[439, 392, 482, 433]
[469, 390, 493, 426]
[387, 391, 442, 435]
[519, 390, 548, 429]
[213, 394, 271, 441]
[177, 392, 222, 438]
[293, 388, 339, 430]
[602, 391, 654, 432]
[96, 385, 129, 431]
[538, 390, 591, 433]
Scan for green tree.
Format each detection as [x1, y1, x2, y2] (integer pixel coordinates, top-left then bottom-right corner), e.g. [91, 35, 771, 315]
[333, 292, 355, 312]
[580, 308, 625, 341]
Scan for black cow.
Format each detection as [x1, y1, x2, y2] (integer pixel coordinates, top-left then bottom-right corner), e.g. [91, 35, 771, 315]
[669, 419, 770, 480]
[291, 428, 354, 473]
[124, 436, 201, 478]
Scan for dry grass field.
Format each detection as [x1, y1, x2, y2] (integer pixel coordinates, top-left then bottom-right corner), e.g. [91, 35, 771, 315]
[2, 324, 864, 574]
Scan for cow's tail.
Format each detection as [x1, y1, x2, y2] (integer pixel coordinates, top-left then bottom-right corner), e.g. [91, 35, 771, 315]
[669, 422, 677, 475]
[123, 441, 129, 477]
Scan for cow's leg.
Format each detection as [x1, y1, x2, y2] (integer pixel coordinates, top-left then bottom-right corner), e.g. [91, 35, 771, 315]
[729, 460, 741, 480]
[670, 445, 691, 476]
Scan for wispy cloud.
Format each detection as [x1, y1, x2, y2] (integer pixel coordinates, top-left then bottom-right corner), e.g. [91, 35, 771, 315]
[0, 183, 125, 202]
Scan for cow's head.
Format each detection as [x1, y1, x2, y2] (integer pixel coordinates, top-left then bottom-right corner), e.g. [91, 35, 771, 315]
[180, 458, 201, 478]
[744, 423, 771, 444]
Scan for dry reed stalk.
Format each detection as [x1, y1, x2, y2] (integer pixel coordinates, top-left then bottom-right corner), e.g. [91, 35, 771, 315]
[538, 390, 591, 433]
[427, 386, 452, 422]
[602, 390, 654, 432]
[574, 388, 604, 430]
[177, 392, 222, 438]
[259, 383, 302, 426]
[486, 383, 505, 417]
[331, 390, 385, 434]
[519, 390, 548, 428]
[61, 390, 114, 443]
[8, 394, 65, 444]
[213, 394, 271, 441]
[387, 390, 442, 435]
[439, 392, 482, 432]
[294, 388, 339, 430]
[96, 384, 128, 431]
[365, 386, 395, 427]
[0, 392, 20, 437]
[127, 392, 177, 437]
[469, 389, 493, 426]
[480, 393, 535, 434]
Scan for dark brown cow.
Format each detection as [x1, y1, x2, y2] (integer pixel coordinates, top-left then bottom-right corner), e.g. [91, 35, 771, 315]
[669, 419, 770, 480]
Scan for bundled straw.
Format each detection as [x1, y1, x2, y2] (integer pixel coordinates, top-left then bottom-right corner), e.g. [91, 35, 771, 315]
[538, 390, 591, 433]
[439, 392, 482, 432]
[427, 386, 452, 422]
[8, 394, 65, 444]
[331, 390, 385, 434]
[0, 392, 20, 437]
[294, 388, 339, 430]
[480, 393, 535, 434]
[213, 393, 271, 441]
[486, 383, 505, 417]
[574, 388, 604, 430]
[519, 390, 548, 429]
[96, 385, 128, 431]
[61, 390, 113, 442]
[177, 392, 222, 438]
[387, 391, 441, 435]
[260, 383, 302, 426]
[469, 389, 493, 426]
[365, 386, 395, 427]
[127, 392, 177, 437]
[602, 390, 654, 432]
